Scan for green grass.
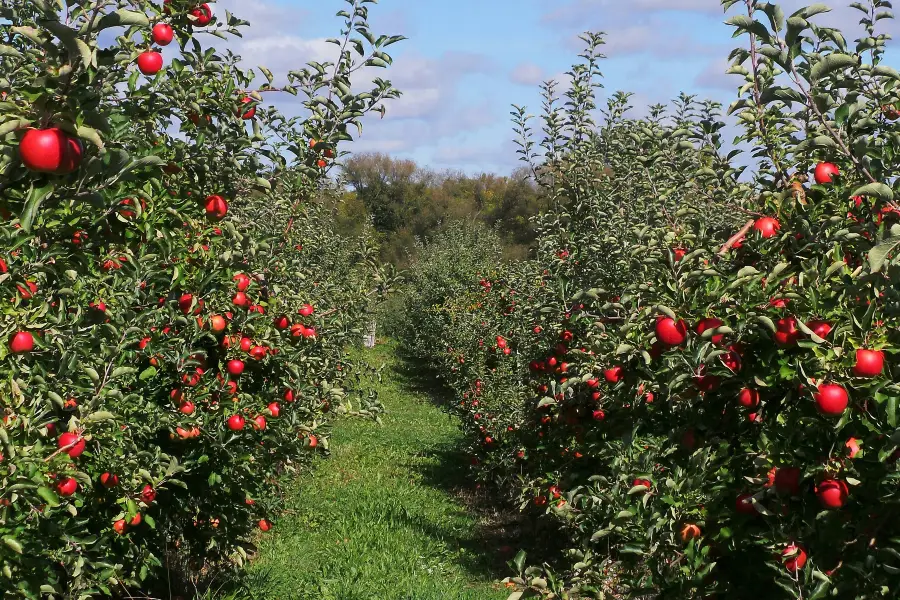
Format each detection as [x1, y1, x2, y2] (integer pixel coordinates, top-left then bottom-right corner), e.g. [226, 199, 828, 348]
[243, 341, 509, 600]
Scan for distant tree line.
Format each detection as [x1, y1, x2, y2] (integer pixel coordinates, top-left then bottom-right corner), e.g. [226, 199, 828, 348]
[330, 153, 547, 267]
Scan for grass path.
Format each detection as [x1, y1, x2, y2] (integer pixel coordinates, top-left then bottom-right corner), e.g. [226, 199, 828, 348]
[244, 342, 510, 600]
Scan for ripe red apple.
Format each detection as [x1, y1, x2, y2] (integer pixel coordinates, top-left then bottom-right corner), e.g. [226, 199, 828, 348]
[735, 493, 758, 515]
[232, 291, 249, 308]
[737, 388, 760, 408]
[781, 544, 807, 572]
[815, 383, 849, 415]
[592, 409, 605, 421]
[695, 317, 725, 344]
[58, 432, 85, 458]
[773, 466, 801, 495]
[178, 293, 194, 315]
[274, 315, 290, 330]
[227, 414, 245, 431]
[113, 519, 127, 535]
[853, 349, 884, 377]
[673, 247, 686, 261]
[190, 3, 213, 25]
[655, 317, 687, 347]
[284, 389, 295, 402]
[252, 415, 267, 430]
[141, 485, 156, 503]
[753, 217, 780, 238]
[240, 336, 253, 352]
[302, 327, 316, 338]
[238, 96, 256, 119]
[210, 314, 227, 333]
[100, 472, 119, 488]
[9, 331, 34, 354]
[233, 273, 251, 291]
[604, 366, 623, 383]
[816, 479, 849, 509]
[205, 195, 228, 220]
[267, 402, 280, 417]
[308, 434, 318, 448]
[19, 128, 83, 174]
[151, 23, 174, 45]
[179, 401, 195, 415]
[226, 359, 245, 376]
[774, 316, 800, 347]
[806, 319, 832, 339]
[129, 513, 142, 526]
[258, 518, 272, 532]
[298, 303, 315, 317]
[814, 161, 839, 184]
[137, 51, 164, 76]
[632, 478, 652, 492]
[56, 477, 78, 497]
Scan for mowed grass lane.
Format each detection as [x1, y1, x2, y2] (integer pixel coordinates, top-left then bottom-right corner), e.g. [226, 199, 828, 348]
[245, 342, 509, 600]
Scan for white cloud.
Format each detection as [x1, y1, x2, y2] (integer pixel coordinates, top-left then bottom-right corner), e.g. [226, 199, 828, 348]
[510, 62, 545, 86]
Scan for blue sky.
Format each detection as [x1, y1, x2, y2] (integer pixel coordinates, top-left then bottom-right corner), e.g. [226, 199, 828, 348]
[217, 0, 899, 175]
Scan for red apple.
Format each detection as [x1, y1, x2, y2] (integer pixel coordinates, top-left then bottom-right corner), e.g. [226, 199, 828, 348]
[232, 292, 249, 308]
[19, 128, 83, 174]
[815, 383, 849, 415]
[58, 432, 85, 458]
[774, 316, 800, 347]
[100, 472, 119, 488]
[204, 195, 228, 220]
[179, 401, 195, 415]
[655, 317, 687, 347]
[56, 477, 78, 497]
[274, 315, 290, 330]
[226, 359, 245, 376]
[284, 389, 295, 402]
[151, 23, 174, 46]
[735, 493, 758, 515]
[695, 317, 725, 344]
[190, 3, 213, 26]
[137, 51, 164, 76]
[113, 519, 127, 535]
[227, 414, 245, 431]
[806, 319, 832, 339]
[298, 303, 314, 317]
[781, 544, 807, 572]
[252, 415, 267, 430]
[737, 388, 760, 408]
[753, 217, 780, 238]
[773, 466, 801, 495]
[141, 485, 156, 503]
[210, 314, 227, 333]
[604, 366, 623, 383]
[9, 331, 34, 354]
[258, 518, 272, 532]
[233, 273, 251, 291]
[816, 479, 848, 509]
[238, 96, 256, 119]
[853, 349, 884, 377]
[178, 293, 194, 315]
[814, 161, 839, 184]
[632, 478, 652, 492]
[267, 402, 280, 417]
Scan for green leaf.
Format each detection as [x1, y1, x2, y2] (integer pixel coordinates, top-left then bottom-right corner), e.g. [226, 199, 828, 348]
[850, 182, 894, 202]
[76, 125, 104, 151]
[868, 236, 900, 272]
[20, 181, 55, 233]
[810, 54, 857, 82]
[2, 536, 23, 554]
[36, 486, 60, 507]
[94, 9, 150, 32]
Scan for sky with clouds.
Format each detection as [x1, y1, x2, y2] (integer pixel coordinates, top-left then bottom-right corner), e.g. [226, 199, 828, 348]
[214, 0, 900, 176]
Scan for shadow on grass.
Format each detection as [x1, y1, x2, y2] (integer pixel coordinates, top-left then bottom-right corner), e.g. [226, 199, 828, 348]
[386, 343, 571, 582]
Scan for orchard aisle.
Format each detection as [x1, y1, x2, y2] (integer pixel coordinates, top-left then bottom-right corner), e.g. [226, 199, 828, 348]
[245, 341, 509, 600]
